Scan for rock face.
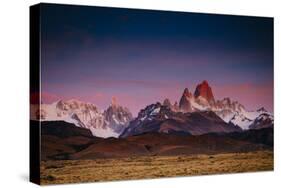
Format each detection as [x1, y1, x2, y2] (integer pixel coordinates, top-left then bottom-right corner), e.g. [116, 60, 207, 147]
[194, 80, 215, 104]
[163, 98, 172, 109]
[179, 88, 192, 112]
[179, 96, 192, 112]
[173, 102, 180, 111]
[103, 101, 133, 134]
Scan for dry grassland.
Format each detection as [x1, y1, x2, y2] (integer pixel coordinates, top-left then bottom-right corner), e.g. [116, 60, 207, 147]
[40, 150, 273, 185]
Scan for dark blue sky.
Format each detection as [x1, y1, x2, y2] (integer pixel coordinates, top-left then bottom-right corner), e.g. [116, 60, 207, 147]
[40, 3, 273, 115]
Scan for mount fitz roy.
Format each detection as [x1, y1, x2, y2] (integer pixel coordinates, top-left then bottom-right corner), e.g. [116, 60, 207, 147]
[176, 80, 273, 130]
[32, 80, 273, 138]
[121, 80, 273, 137]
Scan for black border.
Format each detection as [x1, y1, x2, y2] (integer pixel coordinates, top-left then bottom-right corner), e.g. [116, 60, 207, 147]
[30, 4, 41, 185]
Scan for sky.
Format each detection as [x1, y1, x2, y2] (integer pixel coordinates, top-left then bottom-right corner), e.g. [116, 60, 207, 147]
[40, 4, 273, 116]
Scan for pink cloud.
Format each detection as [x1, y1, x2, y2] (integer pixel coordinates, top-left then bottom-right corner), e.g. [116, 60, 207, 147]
[41, 92, 61, 104]
[30, 92, 61, 104]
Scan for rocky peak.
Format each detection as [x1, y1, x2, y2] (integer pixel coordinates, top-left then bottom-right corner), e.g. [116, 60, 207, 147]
[194, 80, 215, 103]
[179, 88, 192, 113]
[111, 96, 118, 107]
[163, 98, 172, 108]
[183, 88, 193, 98]
[173, 101, 180, 112]
[202, 80, 209, 85]
[222, 97, 231, 105]
[104, 98, 133, 124]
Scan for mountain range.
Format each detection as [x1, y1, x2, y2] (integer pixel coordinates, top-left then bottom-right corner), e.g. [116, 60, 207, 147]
[175, 80, 273, 130]
[31, 98, 132, 138]
[31, 80, 273, 138]
[36, 120, 272, 160]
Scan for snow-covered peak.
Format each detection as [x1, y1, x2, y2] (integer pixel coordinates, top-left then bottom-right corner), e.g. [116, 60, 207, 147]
[173, 81, 273, 130]
[31, 98, 133, 138]
[213, 101, 273, 130]
[138, 103, 161, 119]
[249, 113, 274, 130]
[257, 113, 273, 121]
[133, 102, 173, 123]
[257, 107, 268, 113]
[55, 99, 99, 113]
[103, 102, 133, 134]
[214, 98, 245, 113]
[229, 113, 252, 130]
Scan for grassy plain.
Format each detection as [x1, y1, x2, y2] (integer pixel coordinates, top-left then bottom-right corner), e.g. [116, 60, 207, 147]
[40, 150, 273, 185]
